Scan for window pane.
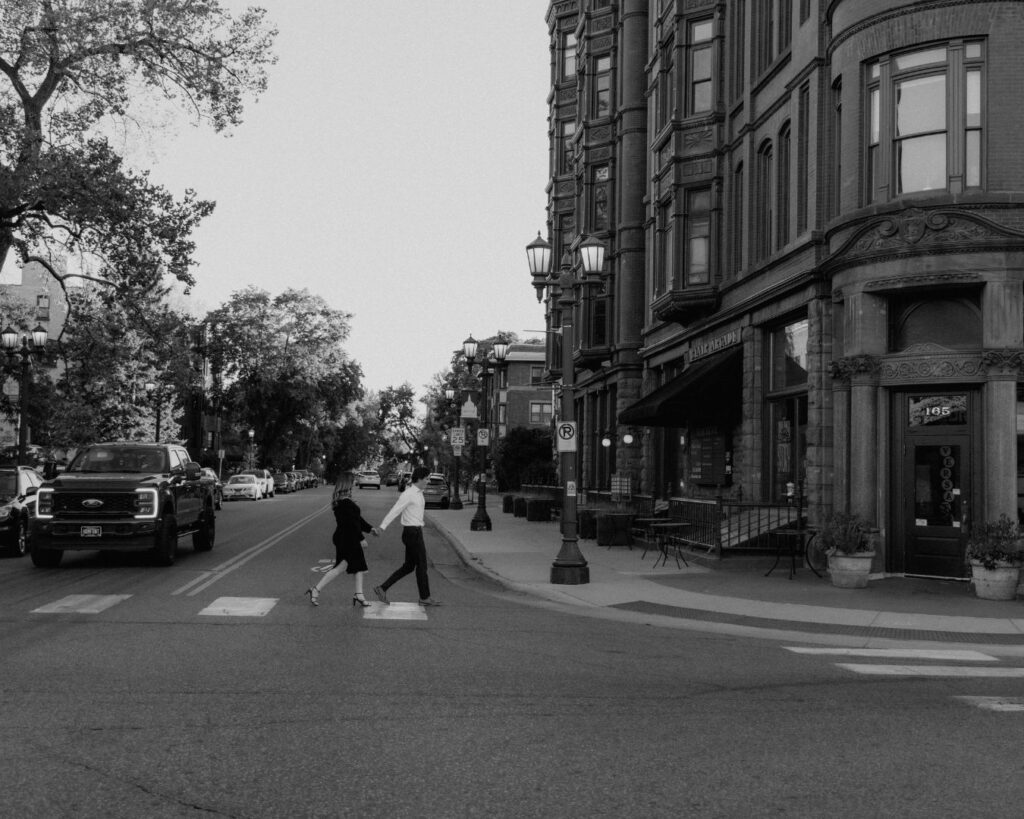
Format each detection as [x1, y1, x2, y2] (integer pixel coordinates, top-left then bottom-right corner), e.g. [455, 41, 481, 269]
[692, 79, 711, 113]
[771, 319, 809, 389]
[966, 130, 981, 187]
[894, 47, 946, 71]
[687, 236, 709, 284]
[693, 47, 711, 80]
[693, 20, 713, 42]
[965, 42, 982, 59]
[896, 75, 946, 136]
[897, 133, 946, 192]
[966, 69, 980, 127]
[869, 87, 879, 143]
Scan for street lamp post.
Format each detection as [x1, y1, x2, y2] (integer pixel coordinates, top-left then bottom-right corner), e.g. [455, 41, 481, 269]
[248, 428, 255, 470]
[1, 325, 48, 465]
[462, 335, 493, 532]
[144, 381, 164, 442]
[526, 234, 605, 585]
[444, 387, 464, 510]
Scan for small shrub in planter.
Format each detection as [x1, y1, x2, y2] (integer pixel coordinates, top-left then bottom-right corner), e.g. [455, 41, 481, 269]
[819, 511, 874, 588]
[966, 514, 1023, 601]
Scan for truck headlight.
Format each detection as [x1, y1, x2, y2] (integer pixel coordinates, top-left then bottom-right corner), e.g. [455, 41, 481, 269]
[0, 503, 12, 521]
[36, 488, 54, 519]
[134, 488, 159, 519]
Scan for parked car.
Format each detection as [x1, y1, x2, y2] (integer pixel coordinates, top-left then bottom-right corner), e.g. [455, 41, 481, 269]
[299, 469, 316, 488]
[384, 472, 399, 486]
[0, 466, 43, 557]
[239, 468, 274, 498]
[286, 471, 303, 490]
[272, 472, 292, 494]
[356, 471, 381, 489]
[422, 474, 450, 509]
[200, 468, 223, 510]
[223, 474, 263, 501]
[396, 471, 413, 491]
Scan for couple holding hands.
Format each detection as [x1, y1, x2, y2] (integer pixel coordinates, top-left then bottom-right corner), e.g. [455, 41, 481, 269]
[305, 466, 439, 608]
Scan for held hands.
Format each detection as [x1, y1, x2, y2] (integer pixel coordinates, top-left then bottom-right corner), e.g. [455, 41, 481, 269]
[370, 527, 381, 537]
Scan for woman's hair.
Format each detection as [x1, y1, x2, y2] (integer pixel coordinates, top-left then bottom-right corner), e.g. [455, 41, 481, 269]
[333, 471, 356, 504]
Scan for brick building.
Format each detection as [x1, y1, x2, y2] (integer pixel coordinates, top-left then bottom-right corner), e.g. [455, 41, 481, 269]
[537, 0, 1024, 578]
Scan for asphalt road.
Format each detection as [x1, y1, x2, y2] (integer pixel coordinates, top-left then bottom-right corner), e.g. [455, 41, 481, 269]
[1, 485, 1022, 818]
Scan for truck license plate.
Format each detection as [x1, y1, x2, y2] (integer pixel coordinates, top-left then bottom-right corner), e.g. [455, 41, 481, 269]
[81, 525, 102, 537]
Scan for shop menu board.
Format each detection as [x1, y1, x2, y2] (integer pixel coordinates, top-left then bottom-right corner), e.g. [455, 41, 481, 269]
[689, 427, 730, 486]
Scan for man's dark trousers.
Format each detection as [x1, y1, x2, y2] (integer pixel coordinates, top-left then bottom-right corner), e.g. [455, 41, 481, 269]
[380, 525, 430, 599]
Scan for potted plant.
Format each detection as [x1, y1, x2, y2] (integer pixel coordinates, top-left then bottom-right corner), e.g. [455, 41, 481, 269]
[819, 511, 875, 588]
[966, 514, 1023, 601]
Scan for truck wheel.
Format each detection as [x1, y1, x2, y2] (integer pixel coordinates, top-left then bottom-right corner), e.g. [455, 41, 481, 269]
[151, 516, 178, 566]
[214, 493, 222, 511]
[31, 546, 62, 568]
[193, 506, 216, 552]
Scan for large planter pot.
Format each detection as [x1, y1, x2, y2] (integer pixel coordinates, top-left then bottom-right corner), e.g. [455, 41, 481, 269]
[827, 551, 875, 589]
[971, 561, 1021, 601]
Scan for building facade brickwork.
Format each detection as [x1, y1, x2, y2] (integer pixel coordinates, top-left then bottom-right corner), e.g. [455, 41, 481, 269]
[537, 0, 1024, 578]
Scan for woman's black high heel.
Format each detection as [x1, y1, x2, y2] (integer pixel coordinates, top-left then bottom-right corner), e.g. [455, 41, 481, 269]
[352, 594, 371, 608]
[306, 587, 319, 607]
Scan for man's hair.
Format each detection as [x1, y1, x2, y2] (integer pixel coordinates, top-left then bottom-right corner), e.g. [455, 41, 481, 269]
[411, 466, 430, 483]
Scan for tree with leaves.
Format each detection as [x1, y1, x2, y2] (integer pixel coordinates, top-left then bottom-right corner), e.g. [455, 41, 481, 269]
[205, 286, 363, 469]
[0, 1, 276, 309]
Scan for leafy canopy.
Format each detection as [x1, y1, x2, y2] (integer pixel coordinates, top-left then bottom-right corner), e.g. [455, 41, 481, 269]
[0, 1, 277, 301]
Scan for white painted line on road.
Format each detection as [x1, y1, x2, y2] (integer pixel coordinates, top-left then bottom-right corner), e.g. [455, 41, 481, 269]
[173, 505, 330, 597]
[31, 594, 132, 614]
[361, 602, 428, 621]
[198, 597, 278, 617]
[311, 560, 334, 573]
[837, 664, 1024, 678]
[785, 647, 999, 662]
[955, 696, 1024, 712]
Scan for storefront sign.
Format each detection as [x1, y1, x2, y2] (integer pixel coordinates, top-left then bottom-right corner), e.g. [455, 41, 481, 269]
[688, 329, 741, 363]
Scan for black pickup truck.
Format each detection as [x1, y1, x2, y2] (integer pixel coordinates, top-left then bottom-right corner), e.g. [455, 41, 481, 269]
[30, 442, 216, 568]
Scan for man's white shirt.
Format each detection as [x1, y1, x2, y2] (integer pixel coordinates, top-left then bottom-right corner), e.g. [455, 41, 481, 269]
[381, 486, 425, 530]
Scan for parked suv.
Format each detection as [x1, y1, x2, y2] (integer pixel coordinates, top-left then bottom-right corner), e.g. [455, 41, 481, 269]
[0, 466, 43, 557]
[30, 442, 215, 568]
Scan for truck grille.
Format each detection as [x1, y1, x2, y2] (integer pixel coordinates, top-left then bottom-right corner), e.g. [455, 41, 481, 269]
[53, 492, 139, 518]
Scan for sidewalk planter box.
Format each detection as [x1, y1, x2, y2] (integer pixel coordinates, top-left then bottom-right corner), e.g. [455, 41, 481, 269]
[966, 515, 1023, 600]
[970, 562, 1021, 601]
[827, 552, 875, 589]
[525, 499, 552, 522]
[513, 497, 527, 517]
[502, 495, 514, 513]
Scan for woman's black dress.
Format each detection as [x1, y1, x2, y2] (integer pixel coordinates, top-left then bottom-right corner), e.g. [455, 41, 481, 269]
[332, 497, 372, 573]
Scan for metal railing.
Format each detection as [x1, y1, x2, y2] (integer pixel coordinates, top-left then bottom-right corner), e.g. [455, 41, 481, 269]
[666, 498, 802, 557]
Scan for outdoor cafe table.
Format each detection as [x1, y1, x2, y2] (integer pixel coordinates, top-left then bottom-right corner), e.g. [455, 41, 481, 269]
[595, 512, 635, 548]
[649, 521, 692, 568]
[633, 517, 667, 556]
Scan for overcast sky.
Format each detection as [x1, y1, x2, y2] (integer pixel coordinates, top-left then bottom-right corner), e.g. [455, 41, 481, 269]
[148, 1, 552, 395]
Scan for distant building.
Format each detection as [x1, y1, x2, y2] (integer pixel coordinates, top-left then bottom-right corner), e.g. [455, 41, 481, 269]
[491, 343, 554, 438]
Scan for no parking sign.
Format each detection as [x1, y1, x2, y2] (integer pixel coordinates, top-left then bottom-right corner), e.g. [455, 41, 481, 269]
[556, 421, 577, 452]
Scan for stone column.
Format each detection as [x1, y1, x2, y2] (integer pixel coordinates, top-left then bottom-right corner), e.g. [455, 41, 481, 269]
[981, 278, 1024, 523]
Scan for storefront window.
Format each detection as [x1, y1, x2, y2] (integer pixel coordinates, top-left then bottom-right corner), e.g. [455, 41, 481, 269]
[1017, 385, 1024, 522]
[766, 318, 809, 500]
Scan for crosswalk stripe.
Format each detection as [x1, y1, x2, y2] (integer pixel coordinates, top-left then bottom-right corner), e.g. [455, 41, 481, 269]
[361, 601, 428, 620]
[837, 663, 1024, 677]
[198, 597, 278, 617]
[955, 696, 1024, 712]
[784, 647, 998, 662]
[31, 594, 131, 614]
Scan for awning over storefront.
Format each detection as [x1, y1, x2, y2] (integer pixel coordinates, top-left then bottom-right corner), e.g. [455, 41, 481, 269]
[619, 347, 742, 427]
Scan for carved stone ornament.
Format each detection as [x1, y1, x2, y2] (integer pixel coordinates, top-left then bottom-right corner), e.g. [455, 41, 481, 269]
[879, 355, 986, 383]
[825, 207, 1024, 273]
[829, 355, 881, 382]
[981, 348, 1024, 376]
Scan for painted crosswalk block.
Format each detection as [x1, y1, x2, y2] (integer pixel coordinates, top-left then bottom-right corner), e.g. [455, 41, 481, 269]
[955, 696, 1024, 712]
[784, 647, 999, 662]
[31, 594, 131, 614]
[836, 663, 1024, 677]
[198, 597, 278, 617]
[361, 601, 428, 621]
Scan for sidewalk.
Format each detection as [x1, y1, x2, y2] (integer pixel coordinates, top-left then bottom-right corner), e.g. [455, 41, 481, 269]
[427, 503, 1024, 652]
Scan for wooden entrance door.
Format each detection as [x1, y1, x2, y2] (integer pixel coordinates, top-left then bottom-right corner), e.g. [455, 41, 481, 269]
[892, 392, 977, 578]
